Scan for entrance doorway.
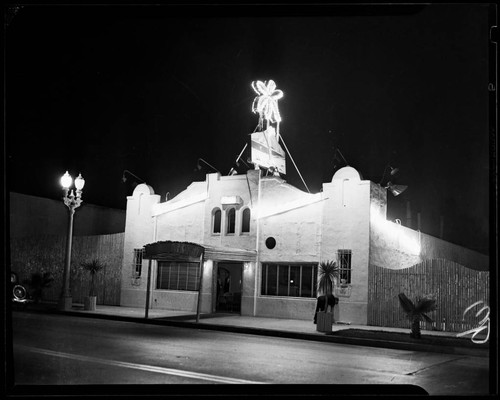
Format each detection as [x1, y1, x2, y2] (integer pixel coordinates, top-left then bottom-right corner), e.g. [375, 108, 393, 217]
[215, 262, 243, 313]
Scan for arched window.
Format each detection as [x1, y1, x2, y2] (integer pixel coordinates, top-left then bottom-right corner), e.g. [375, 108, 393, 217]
[241, 208, 251, 233]
[212, 208, 221, 234]
[226, 208, 236, 234]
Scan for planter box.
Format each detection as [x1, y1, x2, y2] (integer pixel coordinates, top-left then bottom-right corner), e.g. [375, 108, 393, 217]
[316, 312, 333, 333]
[84, 296, 97, 311]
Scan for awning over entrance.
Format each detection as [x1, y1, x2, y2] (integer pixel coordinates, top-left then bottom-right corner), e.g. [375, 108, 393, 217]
[204, 245, 256, 262]
[142, 240, 256, 263]
[143, 240, 204, 262]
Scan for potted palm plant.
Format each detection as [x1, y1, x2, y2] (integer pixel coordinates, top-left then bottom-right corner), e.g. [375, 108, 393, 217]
[316, 260, 339, 333]
[398, 293, 437, 339]
[81, 259, 106, 311]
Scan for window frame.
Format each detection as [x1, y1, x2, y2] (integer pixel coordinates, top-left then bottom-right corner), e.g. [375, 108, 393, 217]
[133, 248, 144, 277]
[156, 261, 201, 291]
[241, 207, 251, 234]
[260, 263, 318, 298]
[337, 249, 352, 284]
[212, 207, 222, 235]
[226, 207, 236, 235]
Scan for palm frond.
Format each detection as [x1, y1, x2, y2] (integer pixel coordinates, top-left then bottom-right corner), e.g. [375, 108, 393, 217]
[398, 293, 416, 314]
[81, 259, 106, 275]
[415, 297, 437, 314]
[317, 260, 339, 294]
[421, 313, 434, 323]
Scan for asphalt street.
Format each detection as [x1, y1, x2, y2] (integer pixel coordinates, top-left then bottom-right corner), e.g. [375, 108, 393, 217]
[9, 312, 489, 395]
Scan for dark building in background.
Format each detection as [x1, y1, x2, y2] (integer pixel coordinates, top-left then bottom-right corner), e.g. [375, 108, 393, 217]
[9, 192, 125, 238]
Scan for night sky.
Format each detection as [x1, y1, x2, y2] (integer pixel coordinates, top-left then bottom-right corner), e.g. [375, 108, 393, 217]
[5, 4, 493, 254]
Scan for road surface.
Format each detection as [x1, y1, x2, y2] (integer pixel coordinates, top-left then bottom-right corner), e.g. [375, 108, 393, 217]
[8, 312, 490, 395]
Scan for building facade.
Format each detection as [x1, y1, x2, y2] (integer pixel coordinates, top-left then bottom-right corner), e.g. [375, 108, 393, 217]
[120, 166, 489, 325]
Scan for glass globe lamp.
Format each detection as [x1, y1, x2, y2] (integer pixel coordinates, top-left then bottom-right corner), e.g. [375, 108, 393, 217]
[60, 171, 72, 189]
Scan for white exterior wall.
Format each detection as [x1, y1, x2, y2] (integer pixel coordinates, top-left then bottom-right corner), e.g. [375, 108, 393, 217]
[120, 167, 488, 323]
[155, 202, 205, 243]
[203, 172, 258, 251]
[203, 172, 257, 315]
[120, 173, 260, 313]
[120, 184, 160, 307]
[369, 180, 488, 272]
[370, 226, 489, 271]
[321, 173, 372, 325]
[120, 169, 376, 321]
[256, 201, 323, 319]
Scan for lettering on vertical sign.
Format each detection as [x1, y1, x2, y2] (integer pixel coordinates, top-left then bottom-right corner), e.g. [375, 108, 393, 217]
[455, 301, 489, 344]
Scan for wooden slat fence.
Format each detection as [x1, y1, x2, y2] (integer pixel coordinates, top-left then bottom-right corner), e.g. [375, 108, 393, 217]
[368, 259, 489, 333]
[10, 233, 124, 305]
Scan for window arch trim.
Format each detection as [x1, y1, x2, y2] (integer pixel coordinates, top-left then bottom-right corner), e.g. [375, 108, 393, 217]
[212, 207, 222, 234]
[241, 207, 251, 233]
[226, 207, 236, 234]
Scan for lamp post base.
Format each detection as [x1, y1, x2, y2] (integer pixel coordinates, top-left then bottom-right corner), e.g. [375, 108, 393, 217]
[58, 296, 73, 311]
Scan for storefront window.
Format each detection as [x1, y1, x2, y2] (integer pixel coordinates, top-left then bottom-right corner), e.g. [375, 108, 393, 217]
[289, 266, 300, 297]
[261, 263, 317, 297]
[277, 266, 289, 296]
[157, 261, 200, 291]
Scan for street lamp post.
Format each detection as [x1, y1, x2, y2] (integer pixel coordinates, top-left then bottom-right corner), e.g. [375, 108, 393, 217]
[58, 171, 85, 311]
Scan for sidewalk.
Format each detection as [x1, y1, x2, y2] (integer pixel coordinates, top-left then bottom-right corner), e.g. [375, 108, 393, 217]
[16, 302, 489, 357]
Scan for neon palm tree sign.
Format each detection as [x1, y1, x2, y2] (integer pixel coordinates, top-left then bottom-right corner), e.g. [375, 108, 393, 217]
[251, 79, 284, 136]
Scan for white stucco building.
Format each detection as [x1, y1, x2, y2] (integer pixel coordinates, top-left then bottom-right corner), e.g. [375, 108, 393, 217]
[120, 166, 489, 328]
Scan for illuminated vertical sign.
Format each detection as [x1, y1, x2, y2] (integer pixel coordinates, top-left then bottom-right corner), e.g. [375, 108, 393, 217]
[251, 80, 283, 130]
[250, 79, 286, 173]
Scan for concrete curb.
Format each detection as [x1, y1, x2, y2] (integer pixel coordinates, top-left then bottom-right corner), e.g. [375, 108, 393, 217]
[24, 307, 489, 358]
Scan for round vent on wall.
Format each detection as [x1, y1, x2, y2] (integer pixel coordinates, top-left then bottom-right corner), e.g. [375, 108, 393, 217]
[265, 237, 276, 249]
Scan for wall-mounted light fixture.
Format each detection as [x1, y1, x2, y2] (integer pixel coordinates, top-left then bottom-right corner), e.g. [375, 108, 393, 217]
[378, 165, 399, 184]
[379, 165, 408, 196]
[386, 182, 408, 197]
